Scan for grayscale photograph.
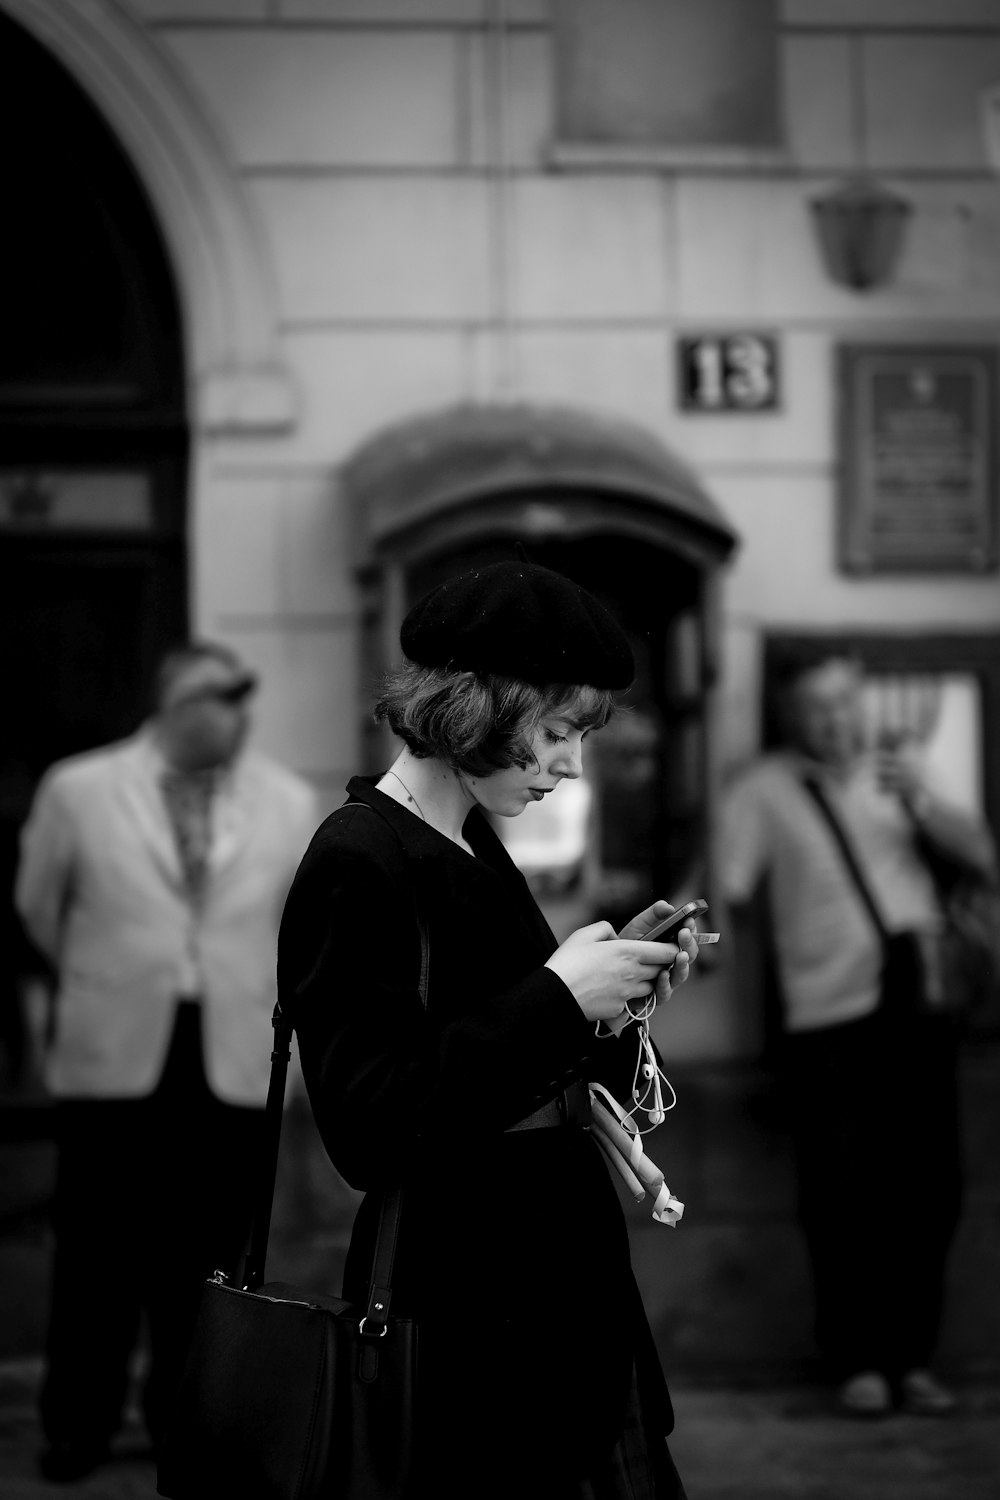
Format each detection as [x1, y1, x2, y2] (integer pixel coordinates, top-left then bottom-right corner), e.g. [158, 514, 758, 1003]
[0, 3, 998, 1499]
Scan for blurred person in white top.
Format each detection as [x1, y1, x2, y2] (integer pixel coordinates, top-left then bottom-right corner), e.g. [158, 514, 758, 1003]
[720, 654, 995, 1419]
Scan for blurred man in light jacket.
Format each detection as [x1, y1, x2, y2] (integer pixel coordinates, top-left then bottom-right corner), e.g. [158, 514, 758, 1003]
[16, 640, 317, 1482]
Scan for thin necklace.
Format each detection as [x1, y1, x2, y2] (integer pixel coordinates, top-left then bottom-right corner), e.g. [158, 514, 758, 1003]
[385, 769, 427, 823]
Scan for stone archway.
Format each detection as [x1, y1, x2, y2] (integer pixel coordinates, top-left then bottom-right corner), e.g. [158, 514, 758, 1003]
[1, 0, 295, 432]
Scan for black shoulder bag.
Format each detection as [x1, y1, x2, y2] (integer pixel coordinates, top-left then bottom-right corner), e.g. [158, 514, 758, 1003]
[157, 816, 429, 1500]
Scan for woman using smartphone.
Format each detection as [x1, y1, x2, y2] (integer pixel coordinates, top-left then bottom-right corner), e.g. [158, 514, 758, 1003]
[277, 557, 698, 1500]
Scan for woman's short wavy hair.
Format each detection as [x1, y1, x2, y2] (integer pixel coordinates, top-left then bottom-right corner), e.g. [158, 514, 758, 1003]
[374, 662, 618, 777]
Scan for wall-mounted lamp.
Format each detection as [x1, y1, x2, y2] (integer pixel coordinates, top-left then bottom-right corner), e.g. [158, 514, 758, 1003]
[809, 176, 912, 291]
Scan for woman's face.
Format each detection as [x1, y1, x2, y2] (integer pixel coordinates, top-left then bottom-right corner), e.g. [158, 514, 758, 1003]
[464, 716, 587, 818]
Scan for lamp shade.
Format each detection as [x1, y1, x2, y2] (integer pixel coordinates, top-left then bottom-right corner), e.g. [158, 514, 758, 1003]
[809, 176, 912, 291]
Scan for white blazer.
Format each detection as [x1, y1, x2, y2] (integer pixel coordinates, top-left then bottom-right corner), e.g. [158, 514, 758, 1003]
[15, 732, 318, 1105]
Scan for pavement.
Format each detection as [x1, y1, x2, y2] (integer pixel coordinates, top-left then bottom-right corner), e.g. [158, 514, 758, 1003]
[0, 1359, 998, 1500]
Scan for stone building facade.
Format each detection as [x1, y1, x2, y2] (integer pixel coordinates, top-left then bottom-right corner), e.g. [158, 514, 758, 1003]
[2, 0, 999, 1377]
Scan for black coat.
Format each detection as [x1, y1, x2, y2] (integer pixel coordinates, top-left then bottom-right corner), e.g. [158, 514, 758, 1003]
[277, 778, 678, 1496]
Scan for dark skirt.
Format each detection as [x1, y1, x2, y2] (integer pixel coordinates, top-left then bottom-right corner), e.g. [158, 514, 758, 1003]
[418, 1358, 687, 1500]
[352, 1129, 681, 1500]
[575, 1366, 688, 1500]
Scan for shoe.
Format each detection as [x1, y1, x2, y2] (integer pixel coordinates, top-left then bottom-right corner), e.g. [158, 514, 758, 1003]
[836, 1370, 892, 1417]
[37, 1440, 109, 1483]
[900, 1368, 958, 1415]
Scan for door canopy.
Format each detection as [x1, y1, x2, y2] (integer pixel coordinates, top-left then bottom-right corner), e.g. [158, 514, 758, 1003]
[343, 402, 739, 570]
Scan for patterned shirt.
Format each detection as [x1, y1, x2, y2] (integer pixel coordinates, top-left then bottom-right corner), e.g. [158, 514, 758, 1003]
[160, 767, 219, 905]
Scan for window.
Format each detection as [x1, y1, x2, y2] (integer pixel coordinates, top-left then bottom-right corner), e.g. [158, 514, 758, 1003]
[552, 0, 783, 163]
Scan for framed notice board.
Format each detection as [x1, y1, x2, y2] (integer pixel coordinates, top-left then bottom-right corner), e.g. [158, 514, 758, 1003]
[837, 345, 998, 573]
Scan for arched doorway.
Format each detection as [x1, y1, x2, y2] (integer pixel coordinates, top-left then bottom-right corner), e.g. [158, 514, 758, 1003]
[344, 402, 738, 937]
[0, 13, 187, 1089]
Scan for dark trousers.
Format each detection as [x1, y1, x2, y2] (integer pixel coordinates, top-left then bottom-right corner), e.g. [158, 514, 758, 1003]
[781, 969, 963, 1383]
[39, 1002, 264, 1451]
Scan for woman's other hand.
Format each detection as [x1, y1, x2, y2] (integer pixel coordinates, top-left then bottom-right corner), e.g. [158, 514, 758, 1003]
[544, 921, 683, 1026]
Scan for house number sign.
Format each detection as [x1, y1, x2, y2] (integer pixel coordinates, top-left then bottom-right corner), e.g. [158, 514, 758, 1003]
[677, 333, 779, 412]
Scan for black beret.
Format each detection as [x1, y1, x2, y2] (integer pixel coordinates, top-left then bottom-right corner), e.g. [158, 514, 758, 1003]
[400, 560, 634, 689]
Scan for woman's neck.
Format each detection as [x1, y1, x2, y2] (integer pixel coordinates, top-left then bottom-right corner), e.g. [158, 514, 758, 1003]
[378, 753, 476, 849]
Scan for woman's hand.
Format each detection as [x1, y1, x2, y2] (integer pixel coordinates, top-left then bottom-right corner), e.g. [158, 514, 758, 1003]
[619, 899, 700, 1007]
[544, 920, 681, 1026]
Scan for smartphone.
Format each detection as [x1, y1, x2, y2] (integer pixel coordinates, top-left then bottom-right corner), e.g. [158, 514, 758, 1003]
[643, 900, 709, 944]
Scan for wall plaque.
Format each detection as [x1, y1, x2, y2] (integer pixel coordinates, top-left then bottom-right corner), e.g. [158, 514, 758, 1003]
[838, 345, 998, 573]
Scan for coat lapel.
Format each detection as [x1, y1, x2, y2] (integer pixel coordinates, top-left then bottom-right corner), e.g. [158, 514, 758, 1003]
[117, 735, 259, 888]
[115, 733, 185, 889]
[344, 775, 557, 952]
[210, 755, 256, 876]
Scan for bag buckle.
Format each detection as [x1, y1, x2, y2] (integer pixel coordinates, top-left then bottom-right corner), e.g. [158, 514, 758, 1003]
[359, 1291, 390, 1338]
[358, 1310, 388, 1339]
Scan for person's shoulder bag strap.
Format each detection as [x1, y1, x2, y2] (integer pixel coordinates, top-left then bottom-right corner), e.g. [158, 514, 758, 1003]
[241, 801, 429, 1297]
[800, 776, 890, 947]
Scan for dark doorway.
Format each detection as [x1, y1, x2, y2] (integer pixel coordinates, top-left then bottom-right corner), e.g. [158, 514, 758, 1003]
[0, 15, 188, 1091]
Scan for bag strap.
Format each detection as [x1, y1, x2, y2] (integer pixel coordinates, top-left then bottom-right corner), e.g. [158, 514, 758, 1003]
[240, 1004, 297, 1291]
[242, 801, 429, 1294]
[801, 777, 891, 947]
[358, 889, 430, 1335]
